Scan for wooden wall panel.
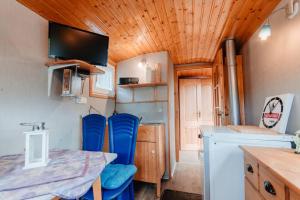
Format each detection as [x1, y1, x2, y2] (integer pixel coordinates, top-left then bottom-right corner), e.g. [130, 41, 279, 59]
[17, 0, 280, 64]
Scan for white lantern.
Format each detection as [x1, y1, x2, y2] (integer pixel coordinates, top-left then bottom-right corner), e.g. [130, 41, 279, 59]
[21, 123, 49, 169]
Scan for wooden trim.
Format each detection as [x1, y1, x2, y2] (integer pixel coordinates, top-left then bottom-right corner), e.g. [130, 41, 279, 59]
[92, 177, 102, 200]
[166, 60, 171, 179]
[52, 197, 60, 200]
[174, 65, 212, 162]
[174, 68, 180, 162]
[174, 65, 212, 71]
[175, 62, 213, 67]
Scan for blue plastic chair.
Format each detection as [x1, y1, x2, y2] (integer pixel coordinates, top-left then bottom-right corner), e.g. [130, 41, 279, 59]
[108, 113, 139, 165]
[82, 114, 106, 151]
[83, 113, 139, 200]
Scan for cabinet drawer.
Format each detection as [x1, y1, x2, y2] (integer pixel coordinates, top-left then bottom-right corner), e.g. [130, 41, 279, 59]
[259, 166, 285, 200]
[244, 154, 259, 190]
[245, 179, 263, 200]
[290, 189, 300, 200]
[137, 126, 156, 142]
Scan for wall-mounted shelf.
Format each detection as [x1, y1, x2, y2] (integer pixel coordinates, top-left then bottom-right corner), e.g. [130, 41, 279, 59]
[45, 59, 104, 96]
[116, 100, 168, 104]
[45, 59, 105, 74]
[117, 82, 168, 104]
[118, 82, 167, 88]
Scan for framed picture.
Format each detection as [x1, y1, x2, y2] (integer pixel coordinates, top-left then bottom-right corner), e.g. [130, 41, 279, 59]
[259, 93, 294, 133]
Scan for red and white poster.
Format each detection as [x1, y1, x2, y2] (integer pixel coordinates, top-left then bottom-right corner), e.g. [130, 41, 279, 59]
[259, 93, 294, 133]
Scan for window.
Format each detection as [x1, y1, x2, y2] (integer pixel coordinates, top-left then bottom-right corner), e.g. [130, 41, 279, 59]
[89, 64, 115, 98]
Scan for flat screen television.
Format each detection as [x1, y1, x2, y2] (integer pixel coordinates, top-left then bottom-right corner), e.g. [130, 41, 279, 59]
[48, 22, 109, 66]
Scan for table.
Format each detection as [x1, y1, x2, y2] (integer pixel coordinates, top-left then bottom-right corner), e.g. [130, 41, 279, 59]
[0, 150, 117, 200]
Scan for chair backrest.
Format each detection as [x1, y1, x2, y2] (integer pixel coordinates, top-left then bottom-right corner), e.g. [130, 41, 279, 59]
[108, 113, 140, 165]
[82, 114, 106, 151]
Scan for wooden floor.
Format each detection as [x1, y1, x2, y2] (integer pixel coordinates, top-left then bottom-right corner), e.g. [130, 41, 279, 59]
[134, 161, 203, 200]
[179, 150, 202, 163]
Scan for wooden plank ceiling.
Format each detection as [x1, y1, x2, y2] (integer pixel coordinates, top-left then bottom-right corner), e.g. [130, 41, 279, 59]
[17, 0, 280, 65]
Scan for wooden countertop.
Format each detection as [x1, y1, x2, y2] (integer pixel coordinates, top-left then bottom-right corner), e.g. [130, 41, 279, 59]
[228, 125, 279, 135]
[241, 146, 300, 194]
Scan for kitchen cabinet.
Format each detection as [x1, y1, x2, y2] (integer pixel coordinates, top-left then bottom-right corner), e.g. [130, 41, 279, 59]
[134, 124, 166, 197]
[241, 146, 300, 200]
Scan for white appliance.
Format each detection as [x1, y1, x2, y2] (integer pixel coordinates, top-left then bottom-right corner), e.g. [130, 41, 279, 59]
[202, 126, 293, 200]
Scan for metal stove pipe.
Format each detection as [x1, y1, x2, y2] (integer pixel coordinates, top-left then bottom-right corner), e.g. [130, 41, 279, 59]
[225, 39, 240, 125]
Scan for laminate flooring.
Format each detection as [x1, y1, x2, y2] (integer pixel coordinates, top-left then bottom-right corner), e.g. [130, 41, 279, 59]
[134, 161, 203, 200]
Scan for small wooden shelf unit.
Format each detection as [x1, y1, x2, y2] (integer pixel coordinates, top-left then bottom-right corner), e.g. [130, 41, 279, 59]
[134, 124, 166, 197]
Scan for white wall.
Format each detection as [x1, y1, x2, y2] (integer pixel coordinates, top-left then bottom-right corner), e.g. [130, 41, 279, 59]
[242, 0, 300, 133]
[0, 0, 114, 155]
[167, 55, 176, 176]
[116, 52, 169, 122]
[116, 51, 175, 178]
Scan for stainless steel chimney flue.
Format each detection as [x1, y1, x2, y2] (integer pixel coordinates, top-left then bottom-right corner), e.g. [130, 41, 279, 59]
[225, 39, 240, 125]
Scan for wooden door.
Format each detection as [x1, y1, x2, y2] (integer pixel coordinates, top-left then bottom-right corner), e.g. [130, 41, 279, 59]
[179, 79, 213, 151]
[212, 50, 246, 125]
[200, 79, 214, 125]
[212, 49, 230, 126]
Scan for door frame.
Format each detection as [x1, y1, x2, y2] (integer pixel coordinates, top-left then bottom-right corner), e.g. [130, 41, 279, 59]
[174, 64, 212, 162]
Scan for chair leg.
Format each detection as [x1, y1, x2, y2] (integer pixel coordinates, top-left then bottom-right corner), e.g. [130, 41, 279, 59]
[129, 181, 134, 200]
[115, 181, 134, 200]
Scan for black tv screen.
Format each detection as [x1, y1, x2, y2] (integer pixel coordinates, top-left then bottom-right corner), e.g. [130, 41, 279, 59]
[48, 22, 109, 66]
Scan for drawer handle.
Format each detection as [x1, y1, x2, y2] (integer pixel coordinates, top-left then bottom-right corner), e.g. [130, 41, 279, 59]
[264, 180, 276, 196]
[198, 133, 203, 139]
[246, 164, 254, 173]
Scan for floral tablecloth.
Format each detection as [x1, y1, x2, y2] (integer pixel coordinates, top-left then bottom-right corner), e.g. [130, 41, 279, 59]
[0, 150, 115, 200]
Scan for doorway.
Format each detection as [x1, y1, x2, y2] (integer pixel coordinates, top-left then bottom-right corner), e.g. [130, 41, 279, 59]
[174, 65, 213, 162]
[179, 78, 213, 152]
